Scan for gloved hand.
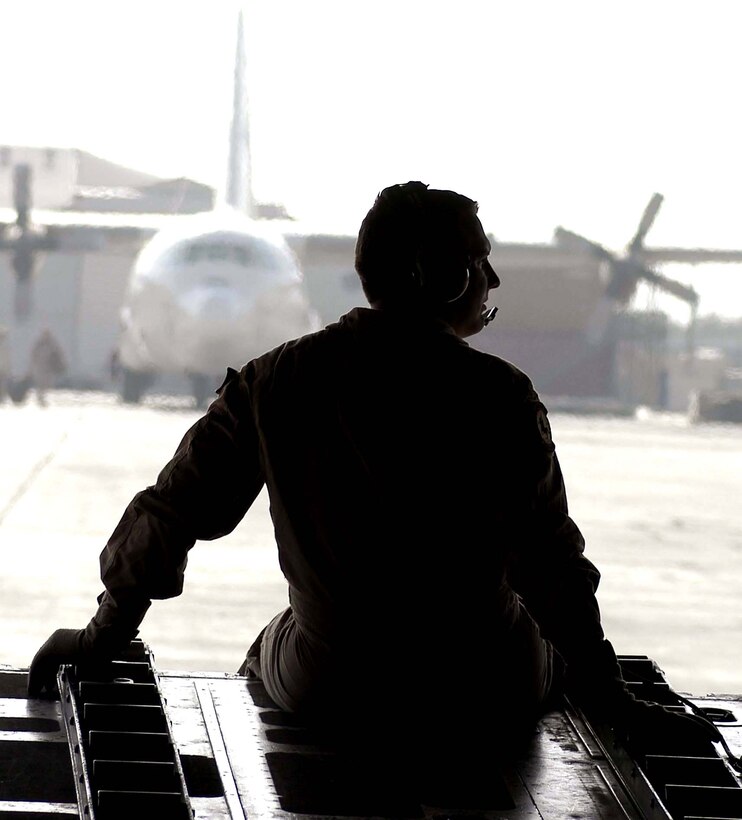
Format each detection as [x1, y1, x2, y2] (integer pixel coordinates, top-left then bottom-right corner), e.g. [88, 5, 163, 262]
[564, 639, 723, 756]
[27, 628, 92, 697]
[617, 698, 723, 756]
[28, 592, 149, 697]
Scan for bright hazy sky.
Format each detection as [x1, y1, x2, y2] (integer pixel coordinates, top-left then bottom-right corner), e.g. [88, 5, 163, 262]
[3, 0, 742, 317]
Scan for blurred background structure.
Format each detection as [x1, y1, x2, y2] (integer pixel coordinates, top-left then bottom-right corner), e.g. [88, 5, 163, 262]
[1, 1, 742, 693]
[2, 1, 742, 414]
[2, 147, 741, 414]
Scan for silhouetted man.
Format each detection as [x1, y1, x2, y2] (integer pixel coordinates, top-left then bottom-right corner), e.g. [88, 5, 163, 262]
[29, 182, 719, 763]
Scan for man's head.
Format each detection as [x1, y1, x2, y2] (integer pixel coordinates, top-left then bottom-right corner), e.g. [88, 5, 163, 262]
[355, 181, 499, 337]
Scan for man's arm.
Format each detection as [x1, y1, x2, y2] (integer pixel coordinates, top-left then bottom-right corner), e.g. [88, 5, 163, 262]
[509, 390, 605, 680]
[504, 388, 724, 749]
[28, 366, 265, 694]
[503, 386, 635, 717]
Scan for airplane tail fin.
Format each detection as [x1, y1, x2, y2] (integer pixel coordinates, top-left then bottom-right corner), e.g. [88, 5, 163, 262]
[225, 5, 254, 216]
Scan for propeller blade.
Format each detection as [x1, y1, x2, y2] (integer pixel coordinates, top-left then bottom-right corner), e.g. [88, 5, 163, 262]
[628, 192, 664, 254]
[607, 257, 700, 307]
[640, 265, 699, 307]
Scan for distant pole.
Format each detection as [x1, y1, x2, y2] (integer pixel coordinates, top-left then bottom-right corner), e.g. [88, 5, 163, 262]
[686, 302, 697, 363]
[1, 163, 52, 321]
[226, 5, 254, 217]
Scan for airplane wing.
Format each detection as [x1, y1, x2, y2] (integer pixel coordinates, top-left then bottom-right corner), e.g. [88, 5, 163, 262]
[0, 206, 171, 249]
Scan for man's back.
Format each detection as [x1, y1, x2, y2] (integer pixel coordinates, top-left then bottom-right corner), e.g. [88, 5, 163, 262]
[243, 308, 551, 720]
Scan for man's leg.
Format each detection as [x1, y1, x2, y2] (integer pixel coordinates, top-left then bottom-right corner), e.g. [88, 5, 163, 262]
[502, 603, 565, 716]
[238, 608, 330, 714]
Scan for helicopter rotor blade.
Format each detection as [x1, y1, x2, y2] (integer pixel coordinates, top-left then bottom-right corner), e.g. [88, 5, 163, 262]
[639, 264, 699, 307]
[628, 192, 664, 255]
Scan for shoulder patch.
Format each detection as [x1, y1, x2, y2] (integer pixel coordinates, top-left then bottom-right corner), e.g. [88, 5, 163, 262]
[535, 404, 553, 447]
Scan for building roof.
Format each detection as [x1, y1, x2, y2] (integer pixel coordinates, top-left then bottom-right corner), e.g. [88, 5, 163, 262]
[0, 145, 215, 214]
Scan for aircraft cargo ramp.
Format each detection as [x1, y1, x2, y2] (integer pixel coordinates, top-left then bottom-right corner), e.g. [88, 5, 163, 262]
[2, 641, 742, 819]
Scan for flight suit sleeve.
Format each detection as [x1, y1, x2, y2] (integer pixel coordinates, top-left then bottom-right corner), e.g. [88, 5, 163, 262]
[505, 384, 628, 709]
[88, 366, 265, 643]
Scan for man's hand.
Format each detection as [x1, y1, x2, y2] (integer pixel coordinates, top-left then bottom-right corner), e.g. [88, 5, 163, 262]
[619, 699, 723, 756]
[27, 628, 88, 697]
[565, 639, 724, 756]
[28, 592, 149, 697]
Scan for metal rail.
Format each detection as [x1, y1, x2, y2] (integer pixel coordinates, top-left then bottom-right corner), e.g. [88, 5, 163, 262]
[58, 639, 193, 820]
[592, 655, 742, 819]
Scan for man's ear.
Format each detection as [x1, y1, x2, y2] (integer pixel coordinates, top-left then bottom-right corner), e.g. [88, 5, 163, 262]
[415, 248, 470, 304]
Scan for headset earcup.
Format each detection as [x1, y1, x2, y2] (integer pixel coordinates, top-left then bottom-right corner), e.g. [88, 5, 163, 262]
[446, 269, 470, 303]
[416, 253, 470, 303]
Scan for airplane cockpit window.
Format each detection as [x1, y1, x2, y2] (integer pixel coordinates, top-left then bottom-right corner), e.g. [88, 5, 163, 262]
[176, 241, 291, 273]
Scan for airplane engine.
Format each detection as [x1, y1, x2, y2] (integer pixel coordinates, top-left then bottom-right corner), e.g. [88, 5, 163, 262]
[118, 211, 321, 405]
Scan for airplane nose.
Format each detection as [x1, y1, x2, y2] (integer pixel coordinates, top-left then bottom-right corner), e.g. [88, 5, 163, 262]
[179, 286, 241, 323]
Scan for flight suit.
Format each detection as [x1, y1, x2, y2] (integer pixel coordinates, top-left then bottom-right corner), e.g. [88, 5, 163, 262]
[89, 307, 610, 744]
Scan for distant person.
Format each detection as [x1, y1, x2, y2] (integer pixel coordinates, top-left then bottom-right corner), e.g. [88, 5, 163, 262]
[28, 182, 720, 770]
[0, 326, 9, 403]
[28, 329, 66, 407]
[109, 348, 122, 383]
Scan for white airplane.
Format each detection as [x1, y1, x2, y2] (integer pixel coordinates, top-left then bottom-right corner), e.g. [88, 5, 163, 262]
[116, 8, 321, 406]
[117, 209, 321, 405]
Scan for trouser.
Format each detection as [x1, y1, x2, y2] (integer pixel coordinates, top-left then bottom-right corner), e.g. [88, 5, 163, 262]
[238, 603, 564, 733]
[238, 608, 332, 713]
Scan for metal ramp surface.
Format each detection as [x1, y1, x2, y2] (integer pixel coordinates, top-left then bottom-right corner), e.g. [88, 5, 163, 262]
[1, 644, 741, 819]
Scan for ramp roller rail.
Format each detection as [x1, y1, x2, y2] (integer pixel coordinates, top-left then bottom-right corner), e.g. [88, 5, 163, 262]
[592, 655, 742, 820]
[57, 639, 193, 820]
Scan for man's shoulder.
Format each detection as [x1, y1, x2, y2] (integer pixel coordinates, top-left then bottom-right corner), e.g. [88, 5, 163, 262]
[241, 320, 341, 384]
[269, 319, 342, 361]
[459, 344, 537, 398]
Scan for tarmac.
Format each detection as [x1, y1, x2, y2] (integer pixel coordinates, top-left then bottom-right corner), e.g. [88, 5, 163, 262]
[1, 389, 740, 697]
